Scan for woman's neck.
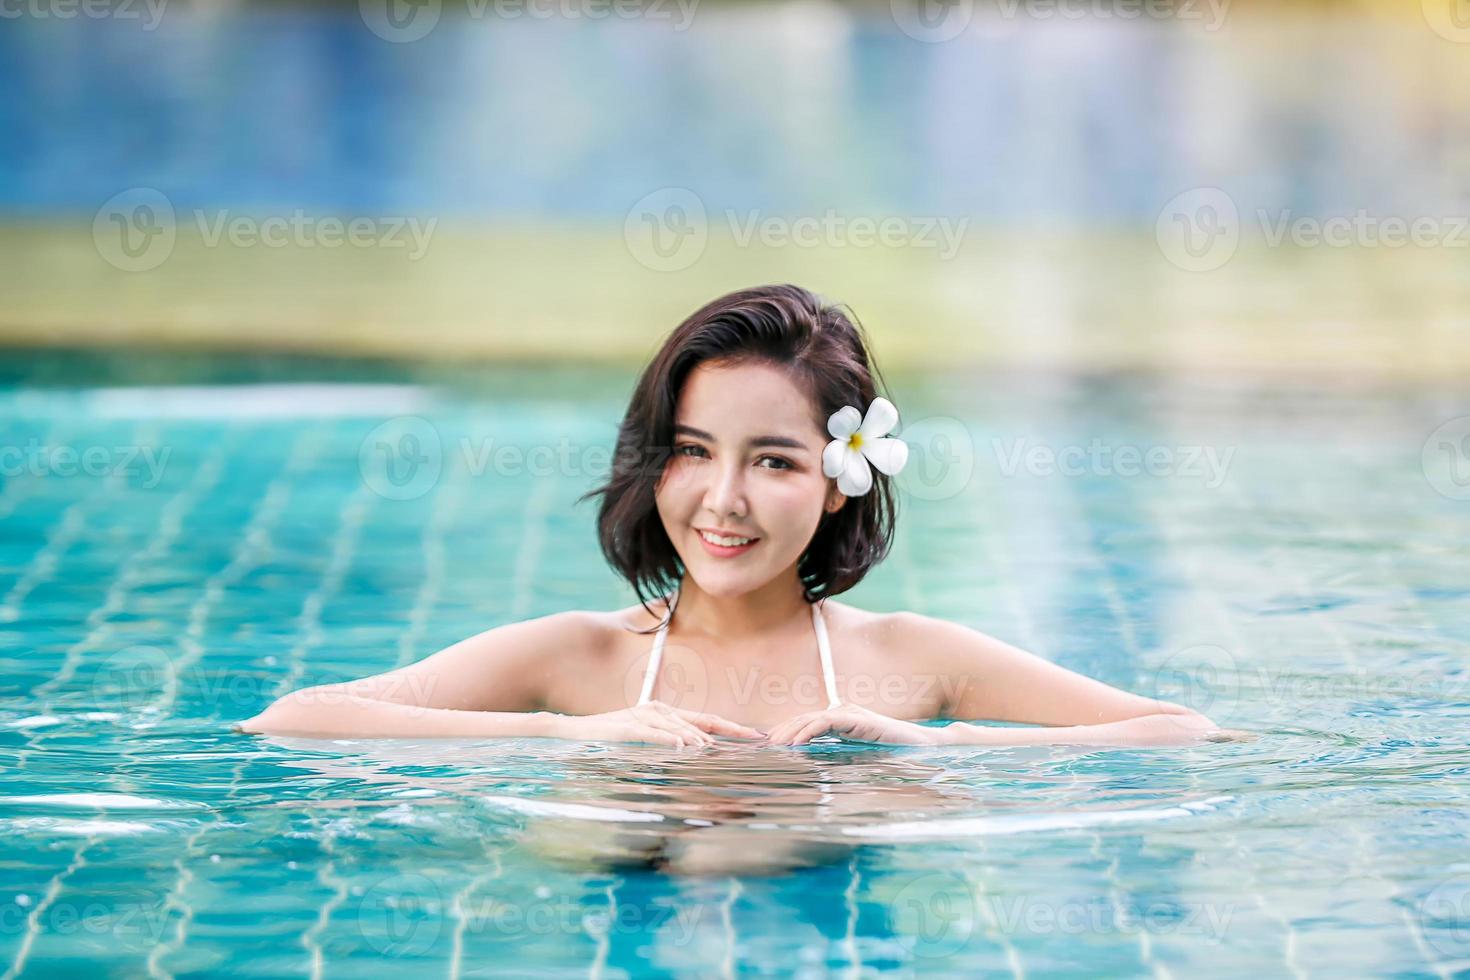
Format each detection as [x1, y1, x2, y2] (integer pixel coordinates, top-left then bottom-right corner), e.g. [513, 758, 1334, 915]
[672, 571, 809, 642]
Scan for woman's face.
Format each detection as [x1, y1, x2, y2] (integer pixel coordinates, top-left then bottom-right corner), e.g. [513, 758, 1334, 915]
[655, 358, 845, 599]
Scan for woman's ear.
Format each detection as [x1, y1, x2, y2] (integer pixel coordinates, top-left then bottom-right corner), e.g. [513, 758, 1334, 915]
[824, 487, 847, 515]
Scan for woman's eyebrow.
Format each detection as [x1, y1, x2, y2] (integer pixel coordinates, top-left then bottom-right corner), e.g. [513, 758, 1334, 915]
[674, 423, 809, 451]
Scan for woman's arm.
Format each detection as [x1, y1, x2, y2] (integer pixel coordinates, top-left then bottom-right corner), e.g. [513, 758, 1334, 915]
[901, 612, 1221, 735]
[234, 610, 594, 738]
[935, 711, 1224, 747]
[235, 612, 765, 746]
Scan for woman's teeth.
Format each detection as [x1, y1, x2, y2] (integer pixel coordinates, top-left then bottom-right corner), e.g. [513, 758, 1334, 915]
[699, 530, 755, 547]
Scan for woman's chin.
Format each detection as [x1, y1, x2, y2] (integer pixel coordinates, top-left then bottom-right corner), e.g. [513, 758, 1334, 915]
[684, 567, 766, 599]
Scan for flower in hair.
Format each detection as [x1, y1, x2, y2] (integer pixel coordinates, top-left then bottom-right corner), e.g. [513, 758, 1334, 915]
[822, 396, 909, 496]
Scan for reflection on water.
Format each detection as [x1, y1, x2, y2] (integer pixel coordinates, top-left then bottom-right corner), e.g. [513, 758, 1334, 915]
[268, 737, 997, 875]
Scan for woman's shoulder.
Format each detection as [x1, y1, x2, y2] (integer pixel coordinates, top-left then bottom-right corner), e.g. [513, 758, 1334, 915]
[821, 600, 932, 659]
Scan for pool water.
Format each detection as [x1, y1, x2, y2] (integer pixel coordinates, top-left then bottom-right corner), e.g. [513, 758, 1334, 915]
[3, 354, 1469, 977]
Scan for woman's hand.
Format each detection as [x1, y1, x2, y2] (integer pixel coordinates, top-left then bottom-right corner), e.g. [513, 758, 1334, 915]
[551, 700, 766, 748]
[764, 705, 940, 746]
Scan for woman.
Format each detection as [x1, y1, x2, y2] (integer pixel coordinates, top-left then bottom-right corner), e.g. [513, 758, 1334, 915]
[237, 284, 1234, 749]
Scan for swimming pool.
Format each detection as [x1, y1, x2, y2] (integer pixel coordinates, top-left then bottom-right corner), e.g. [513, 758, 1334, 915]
[3, 352, 1468, 976]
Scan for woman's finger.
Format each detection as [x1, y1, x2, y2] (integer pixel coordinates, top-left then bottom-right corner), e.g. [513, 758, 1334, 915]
[770, 712, 825, 745]
[787, 716, 836, 746]
[677, 709, 764, 739]
[764, 714, 809, 745]
[623, 724, 683, 747]
[630, 705, 707, 744]
[655, 715, 713, 746]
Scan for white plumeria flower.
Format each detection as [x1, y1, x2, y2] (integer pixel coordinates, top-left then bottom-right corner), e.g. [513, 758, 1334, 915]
[822, 396, 909, 497]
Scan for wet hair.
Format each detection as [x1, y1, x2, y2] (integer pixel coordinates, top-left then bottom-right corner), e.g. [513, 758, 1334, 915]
[577, 284, 902, 630]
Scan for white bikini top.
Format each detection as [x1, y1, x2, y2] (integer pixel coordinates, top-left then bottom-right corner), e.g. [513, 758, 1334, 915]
[636, 586, 842, 710]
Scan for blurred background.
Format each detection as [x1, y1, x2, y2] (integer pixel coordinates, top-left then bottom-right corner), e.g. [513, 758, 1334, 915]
[6, 4, 1470, 977]
[2, 0, 1468, 378]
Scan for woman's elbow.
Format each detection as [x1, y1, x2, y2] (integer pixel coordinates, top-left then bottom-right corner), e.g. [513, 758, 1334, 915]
[233, 687, 332, 736]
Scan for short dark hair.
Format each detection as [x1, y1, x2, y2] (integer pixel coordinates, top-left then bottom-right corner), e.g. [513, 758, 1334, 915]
[578, 284, 901, 626]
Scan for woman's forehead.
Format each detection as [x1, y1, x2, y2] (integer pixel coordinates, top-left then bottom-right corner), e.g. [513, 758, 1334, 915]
[677, 361, 822, 435]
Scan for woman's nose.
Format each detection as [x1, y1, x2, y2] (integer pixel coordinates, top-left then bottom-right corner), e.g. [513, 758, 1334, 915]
[702, 460, 747, 515]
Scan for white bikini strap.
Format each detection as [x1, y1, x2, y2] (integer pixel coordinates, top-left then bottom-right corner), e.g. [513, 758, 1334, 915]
[812, 599, 841, 709]
[636, 589, 678, 706]
[642, 589, 839, 709]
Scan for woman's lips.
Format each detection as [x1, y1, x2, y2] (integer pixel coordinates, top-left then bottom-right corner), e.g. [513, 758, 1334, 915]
[696, 529, 759, 558]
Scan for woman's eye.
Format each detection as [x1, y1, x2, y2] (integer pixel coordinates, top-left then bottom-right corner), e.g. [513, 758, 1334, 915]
[674, 445, 790, 470]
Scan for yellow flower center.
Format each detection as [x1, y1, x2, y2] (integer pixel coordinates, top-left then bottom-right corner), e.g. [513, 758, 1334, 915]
[848, 433, 864, 450]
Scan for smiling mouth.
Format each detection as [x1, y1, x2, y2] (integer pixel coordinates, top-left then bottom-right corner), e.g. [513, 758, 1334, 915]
[696, 528, 760, 555]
